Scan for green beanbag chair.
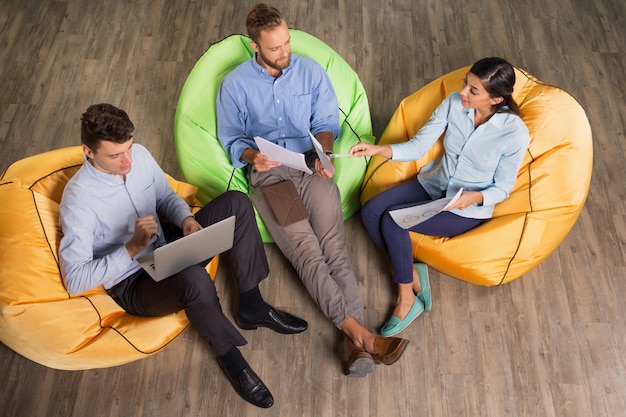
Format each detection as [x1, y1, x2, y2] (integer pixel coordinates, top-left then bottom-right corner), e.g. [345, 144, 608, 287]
[174, 30, 375, 242]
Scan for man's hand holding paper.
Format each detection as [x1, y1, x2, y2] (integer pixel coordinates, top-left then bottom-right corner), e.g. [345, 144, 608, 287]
[252, 152, 282, 172]
[308, 130, 335, 177]
[253, 136, 313, 174]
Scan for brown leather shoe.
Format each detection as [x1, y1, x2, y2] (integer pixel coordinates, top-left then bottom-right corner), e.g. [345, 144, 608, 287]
[371, 336, 409, 365]
[345, 344, 376, 377]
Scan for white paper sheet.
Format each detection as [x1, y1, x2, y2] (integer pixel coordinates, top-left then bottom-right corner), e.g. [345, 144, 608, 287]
[389, 188, 464, 229]
[253, 136, 313, 174]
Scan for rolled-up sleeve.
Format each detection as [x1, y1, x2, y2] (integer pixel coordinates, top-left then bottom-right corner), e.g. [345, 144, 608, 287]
[309, 67, 340, 140]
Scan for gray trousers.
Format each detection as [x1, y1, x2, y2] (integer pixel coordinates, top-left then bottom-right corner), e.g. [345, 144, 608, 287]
[249, 164, 364, 328]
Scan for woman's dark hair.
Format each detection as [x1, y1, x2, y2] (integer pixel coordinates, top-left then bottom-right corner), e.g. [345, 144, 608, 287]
[246, 3, 284, 44]
[81, 103, 134, 150]
[470, 57, 521, 116]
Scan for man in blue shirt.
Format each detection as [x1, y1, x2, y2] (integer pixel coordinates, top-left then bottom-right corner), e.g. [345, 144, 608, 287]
[217, 4, 409, 377]
[59, 103, 308, 408]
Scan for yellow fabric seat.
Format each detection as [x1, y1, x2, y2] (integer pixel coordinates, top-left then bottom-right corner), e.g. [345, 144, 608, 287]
[361, 67, 592, 285]
[0, 147, 219, 370]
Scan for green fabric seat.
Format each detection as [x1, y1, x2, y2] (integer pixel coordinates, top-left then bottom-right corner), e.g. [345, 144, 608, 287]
[174, 30, 374, 242]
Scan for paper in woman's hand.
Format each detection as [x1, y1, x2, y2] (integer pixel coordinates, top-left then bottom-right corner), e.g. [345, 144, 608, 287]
[389, 188, 463, 229]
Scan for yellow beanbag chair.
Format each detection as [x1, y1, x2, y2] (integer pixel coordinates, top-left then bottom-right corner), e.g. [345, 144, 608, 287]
[0, 147, 219, 370]
[361, 67, 592, 286]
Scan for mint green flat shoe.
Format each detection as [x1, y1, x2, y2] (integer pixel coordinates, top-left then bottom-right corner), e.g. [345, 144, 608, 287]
[415, 262, 431, 312]
[380, 316, 400, 336]
[379, 296, 425, 336]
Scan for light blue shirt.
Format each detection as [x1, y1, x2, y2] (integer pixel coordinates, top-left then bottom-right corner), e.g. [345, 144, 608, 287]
[58, 144, 193, 294]
[217, 53, 341, 168]
[390, 92, 530, 219]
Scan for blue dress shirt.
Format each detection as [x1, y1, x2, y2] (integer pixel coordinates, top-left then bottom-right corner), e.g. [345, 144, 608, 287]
[217, 53, 341, 168]
[390, 92, 530, 219]
[58, 144, 193, 294]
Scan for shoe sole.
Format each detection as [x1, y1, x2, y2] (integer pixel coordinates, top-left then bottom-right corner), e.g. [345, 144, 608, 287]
[345, 357, 376, 377]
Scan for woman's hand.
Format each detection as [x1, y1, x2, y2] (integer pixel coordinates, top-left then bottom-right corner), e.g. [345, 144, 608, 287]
[445, 191, 484, 210]
[348, 143, 393, 159]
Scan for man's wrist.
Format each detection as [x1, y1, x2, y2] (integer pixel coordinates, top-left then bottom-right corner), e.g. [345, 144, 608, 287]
[125, 241, 142, 259]
[241, 147, 259, 165]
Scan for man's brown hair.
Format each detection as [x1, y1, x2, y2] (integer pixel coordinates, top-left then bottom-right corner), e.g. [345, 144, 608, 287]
[81, 103, 134, 150]
[246, 4, 284, 44]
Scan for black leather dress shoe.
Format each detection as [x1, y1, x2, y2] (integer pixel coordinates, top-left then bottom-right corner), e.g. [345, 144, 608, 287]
[236, 307, 308, 334]
[218, 360, 274, 408]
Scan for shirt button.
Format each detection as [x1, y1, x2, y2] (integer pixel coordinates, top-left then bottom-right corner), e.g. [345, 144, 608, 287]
[276, 99, 280, 103]
[278, 117, 283, 121]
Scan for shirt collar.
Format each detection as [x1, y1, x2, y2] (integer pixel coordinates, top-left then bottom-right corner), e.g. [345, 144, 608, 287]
[489, 110, 510, 128]
[463, 106, 509, 129]
[251, 53, 295, 79]
[82, 155, 125, 186]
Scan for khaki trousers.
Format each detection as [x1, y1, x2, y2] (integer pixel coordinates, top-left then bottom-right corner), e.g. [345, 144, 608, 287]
[249, 165, 364, 328]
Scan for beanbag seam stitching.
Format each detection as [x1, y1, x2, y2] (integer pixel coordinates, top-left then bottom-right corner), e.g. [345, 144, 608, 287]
[81, 295, 191, 354]
[498, 136, 538, 285]
[29, 188, 70, 299]
[26, 164, 83, 191]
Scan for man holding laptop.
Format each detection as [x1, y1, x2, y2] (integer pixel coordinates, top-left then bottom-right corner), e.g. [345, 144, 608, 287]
[58, 103, 307, 408]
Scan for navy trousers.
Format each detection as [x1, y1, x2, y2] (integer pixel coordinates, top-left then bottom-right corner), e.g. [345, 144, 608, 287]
[360, 181, 484, 284]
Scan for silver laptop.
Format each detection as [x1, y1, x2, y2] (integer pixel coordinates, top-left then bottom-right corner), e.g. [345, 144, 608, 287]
[137, 216, 235, 282]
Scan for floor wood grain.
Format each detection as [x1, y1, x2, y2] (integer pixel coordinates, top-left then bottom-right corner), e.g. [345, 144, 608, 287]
[1, 0, 625, 416]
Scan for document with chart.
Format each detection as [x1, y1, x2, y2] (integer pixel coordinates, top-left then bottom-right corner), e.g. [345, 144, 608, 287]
[389, 188, 463, 229]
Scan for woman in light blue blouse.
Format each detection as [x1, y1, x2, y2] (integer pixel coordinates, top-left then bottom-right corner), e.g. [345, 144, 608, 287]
[349, 57, 530, 336]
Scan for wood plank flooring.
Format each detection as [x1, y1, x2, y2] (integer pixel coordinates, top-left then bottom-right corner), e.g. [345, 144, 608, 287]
[1, 0, 625, 416]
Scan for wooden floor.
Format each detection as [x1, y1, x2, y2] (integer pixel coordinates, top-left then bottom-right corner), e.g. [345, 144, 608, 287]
[1, 0, 625, 416]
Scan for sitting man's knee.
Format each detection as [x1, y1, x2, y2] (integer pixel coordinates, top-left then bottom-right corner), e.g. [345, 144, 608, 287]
[177, 265, 217, 299]
[224, 190, 254, 215]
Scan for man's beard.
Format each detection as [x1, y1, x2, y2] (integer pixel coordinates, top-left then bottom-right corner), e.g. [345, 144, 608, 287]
[258, 52, 291, 72]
